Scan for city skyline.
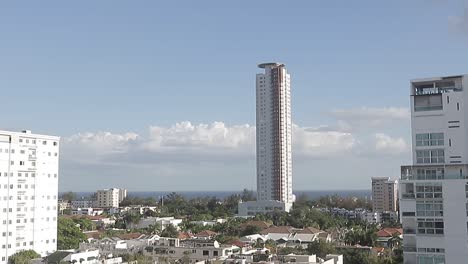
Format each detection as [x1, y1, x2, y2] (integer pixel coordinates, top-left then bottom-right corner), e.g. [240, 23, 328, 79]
[1, 1, 468, 191]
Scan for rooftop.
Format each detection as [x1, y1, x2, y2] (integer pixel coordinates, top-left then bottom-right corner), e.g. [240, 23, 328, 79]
[258, 62, 284, 69]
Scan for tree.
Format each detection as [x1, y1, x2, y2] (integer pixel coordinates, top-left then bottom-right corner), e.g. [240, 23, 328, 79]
[241, 189, 256, 202]
[161, 224, 179, 238]
[306, 241, 336, 258]
[240, 225, 262, 237]
[73, 217, 94, 231]
[58, 217, 87, 249]
[61, 192, 76, 202]
[146, 223, 162, 235]
[8, 250, 40, 264]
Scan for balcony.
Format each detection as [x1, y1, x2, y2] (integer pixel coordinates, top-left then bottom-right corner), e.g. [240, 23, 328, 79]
[28, 155, 37, 160]
[403, 228, 416, 234]
[414, 86, 462, 96]
[402, 193, 415, 199]
[403, 247, 417, 253]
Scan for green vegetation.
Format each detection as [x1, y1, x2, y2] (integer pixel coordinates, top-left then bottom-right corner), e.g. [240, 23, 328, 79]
[160, 224, 179, 238]
[8, 250, 40, 264]
[60, 191, 76, 202]
[57, 217, 87, 250]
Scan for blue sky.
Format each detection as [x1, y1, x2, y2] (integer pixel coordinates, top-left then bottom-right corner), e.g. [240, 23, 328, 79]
[1, 1, 467, 191]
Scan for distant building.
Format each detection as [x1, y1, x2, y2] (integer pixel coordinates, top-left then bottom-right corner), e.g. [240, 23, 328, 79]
[239, 63, 294, 216]
[0, 130, 60, 263]
[96, 188, 127, 208]
[71, 200, 97, 209]
[371, 177, 398, 213]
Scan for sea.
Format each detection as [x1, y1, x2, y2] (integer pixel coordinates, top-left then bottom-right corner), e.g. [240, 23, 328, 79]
[66, 190, 371, 200]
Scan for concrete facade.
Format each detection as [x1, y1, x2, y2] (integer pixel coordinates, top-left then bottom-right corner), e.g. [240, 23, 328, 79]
[0, 130, 60, 263]
[239, 63, 293, 216]
[96, 188, 127, 208]
[400, 75, 468, 264]
[371, 177, 398, 213]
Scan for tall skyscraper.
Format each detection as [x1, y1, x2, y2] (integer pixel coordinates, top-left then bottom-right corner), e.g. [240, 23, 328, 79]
[0, 130, 60, 263]
[239, 63, 294, 216]
[400, 75, 468, 264]
[371, 177, 398, 212]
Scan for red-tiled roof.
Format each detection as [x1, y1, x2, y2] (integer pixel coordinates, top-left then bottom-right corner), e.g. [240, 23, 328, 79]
[260, 226, 293, 235]
[297, 227, 322, 234]
[229, 239, 247, 248]
[240, 221, 271, 230]
[196, 230, 217, 237]
[376, 228, 403, 237]
[178, 232, 194, 239]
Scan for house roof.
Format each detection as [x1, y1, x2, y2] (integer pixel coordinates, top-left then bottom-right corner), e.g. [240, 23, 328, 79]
[116, 232, 143, 240]
[178, 232, 194, 240]
[84, 230, 103, 239]
[240, 221, 271, 230]
[46, 251, 72, 264]
[228, 239, 247, 248]
[196, 230, 217, 237]
[297, 227, 322, 234]
[376, 228, 403, 237]
[260, 226, 293, 235]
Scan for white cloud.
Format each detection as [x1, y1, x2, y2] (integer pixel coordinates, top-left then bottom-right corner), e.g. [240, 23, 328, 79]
[145, 121, 255, 151]
[374, 133, 408, 155]
[295, 125, 356, 157]
[61, 121, 361, 165]
[59, 116, 410, 191]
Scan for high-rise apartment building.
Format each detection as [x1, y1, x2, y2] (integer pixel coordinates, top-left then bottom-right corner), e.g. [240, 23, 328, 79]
[400, 75, 468, 264]
[371, 177, 398, 212]
[239, 62, 293, 216]
[96, 188, 127, 208]
[0, 130, 60, 263]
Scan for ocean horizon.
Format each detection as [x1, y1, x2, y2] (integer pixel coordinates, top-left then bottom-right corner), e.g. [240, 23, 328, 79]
[64, 189, 371, 200]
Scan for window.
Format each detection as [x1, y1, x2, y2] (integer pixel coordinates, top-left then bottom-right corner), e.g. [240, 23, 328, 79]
[416, 133, 444, 146]
[417, 201, 443, 217]
[203, 251, 209, 256]
[416, 149, 444, 164]
[417, 255, 445, 264]
[416, 168, 444, 180]
[43, 141, 47, 145]
[417, 219, 444, 235]
[416, 183, 443, 199]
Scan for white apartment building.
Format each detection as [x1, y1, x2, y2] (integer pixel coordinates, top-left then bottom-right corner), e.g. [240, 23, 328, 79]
[239, 63, 293, 216]
[371, 177, 398, 213]
[400, 75, 468, 264]
[96, 188, 127, 208]
[0, 130, 60, 263]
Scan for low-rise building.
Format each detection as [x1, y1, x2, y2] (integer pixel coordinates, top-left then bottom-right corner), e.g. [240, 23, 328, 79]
[71, 208, 104, 216]
[71, 200, 97, 209]
[128, 217, 183, 230]
[45, 249, 122, 264]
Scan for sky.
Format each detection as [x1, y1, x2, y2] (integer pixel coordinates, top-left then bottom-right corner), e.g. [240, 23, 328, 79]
[0, 0, 468, 192]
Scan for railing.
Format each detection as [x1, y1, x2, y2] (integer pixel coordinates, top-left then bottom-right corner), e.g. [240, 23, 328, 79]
[402, 193, 415, 199]
[403, 247, 417, 252]
[414, 105, 443, 112]
[403, 228, 416, 234]
[414, 86, 462, 96]
[28, 155, 36, 160]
